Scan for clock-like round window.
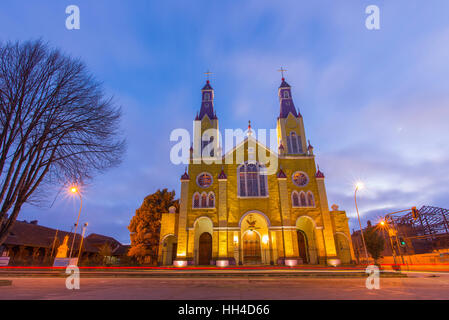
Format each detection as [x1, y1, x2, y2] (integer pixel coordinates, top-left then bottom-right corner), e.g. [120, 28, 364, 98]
[197, 173, 213, 188]
[292, 171, 309, 187]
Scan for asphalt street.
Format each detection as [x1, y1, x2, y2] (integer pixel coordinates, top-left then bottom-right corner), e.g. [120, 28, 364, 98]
[1, 272, 448, 300]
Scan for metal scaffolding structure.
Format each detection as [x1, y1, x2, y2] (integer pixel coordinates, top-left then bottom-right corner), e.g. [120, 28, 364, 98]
[390, 206, 449, 252]
[393, 206, 449, 236]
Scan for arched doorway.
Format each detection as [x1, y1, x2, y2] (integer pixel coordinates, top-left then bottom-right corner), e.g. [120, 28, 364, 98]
[198, 232, 212, 265]
[296, 216, 318, 264]
[243, 231, 261, 264]
[162, 235, 177, 266]
[335, 233, 351, 264]
[297, 230, 309, 264]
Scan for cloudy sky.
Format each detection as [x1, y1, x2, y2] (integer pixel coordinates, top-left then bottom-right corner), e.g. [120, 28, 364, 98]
[1, 1, 448, 243]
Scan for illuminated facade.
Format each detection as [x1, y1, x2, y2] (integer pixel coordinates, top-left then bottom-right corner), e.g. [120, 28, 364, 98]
[158, 77, 355, 266]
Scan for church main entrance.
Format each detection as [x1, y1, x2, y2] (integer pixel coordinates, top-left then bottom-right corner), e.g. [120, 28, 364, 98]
[297, 230, 309, 264]
[243, 231, 262, 264]
[198, 232, 212, 265]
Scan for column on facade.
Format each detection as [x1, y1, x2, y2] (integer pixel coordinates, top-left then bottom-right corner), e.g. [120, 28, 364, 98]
[314, 226, 326, 264]
[315, 174, 338, 262]
[217, 174, 228, 259]
[277, 171, 296, 259]
[175, 174, 190, 265]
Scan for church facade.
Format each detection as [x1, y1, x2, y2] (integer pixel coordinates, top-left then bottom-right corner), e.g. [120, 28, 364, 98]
[158, 76, 355, 266]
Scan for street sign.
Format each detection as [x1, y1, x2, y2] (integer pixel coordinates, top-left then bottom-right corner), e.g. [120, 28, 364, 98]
[0, 257, 10, 266]
[53, 258, 78, 267]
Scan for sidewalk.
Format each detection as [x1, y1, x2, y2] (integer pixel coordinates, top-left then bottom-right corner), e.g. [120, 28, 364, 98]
[0, 265, 406, 278]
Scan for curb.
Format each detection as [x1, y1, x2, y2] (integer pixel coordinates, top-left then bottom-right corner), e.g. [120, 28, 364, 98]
[0, 280, 12, 286]
[0, 271, 406, 279]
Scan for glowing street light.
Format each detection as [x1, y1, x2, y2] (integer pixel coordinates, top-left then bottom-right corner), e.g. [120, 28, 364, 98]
[354, 182, 369, 264]
[68, 185, 83, 261]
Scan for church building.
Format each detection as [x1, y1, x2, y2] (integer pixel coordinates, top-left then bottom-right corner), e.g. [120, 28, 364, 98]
[158, 75, 355, 267]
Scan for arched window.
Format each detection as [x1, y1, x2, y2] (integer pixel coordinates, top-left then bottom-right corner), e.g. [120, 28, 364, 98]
[193, 193, 200, 208]
[201, 193, 207, 208]
[204, 92, 210, 101]
[292, 192, 300, 207]
[283, 90, 289, 98]
[300, 192, 307, 207]
[208, 193, 215, 208]
[238, 162, 268, 197]
[287, 132, 302, 154]
[307, 192, 315, 207]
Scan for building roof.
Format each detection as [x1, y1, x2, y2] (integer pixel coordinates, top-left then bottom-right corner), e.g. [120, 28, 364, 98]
[4, 220, 96, 252]
[3, 220, 128, 255]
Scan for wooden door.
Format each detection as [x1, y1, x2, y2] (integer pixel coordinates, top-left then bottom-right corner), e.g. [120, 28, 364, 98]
[297, 230, 309, 264]
[198, 233, 212, 265]
[243, 231, 261, 264]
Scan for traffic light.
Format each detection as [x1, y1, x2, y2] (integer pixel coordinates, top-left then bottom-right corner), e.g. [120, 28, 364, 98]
[412, 207, 419, 220]
[399, 237, 406, 247]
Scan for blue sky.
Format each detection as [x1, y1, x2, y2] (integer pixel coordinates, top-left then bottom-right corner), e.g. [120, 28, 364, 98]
[1, 1, 449, 244]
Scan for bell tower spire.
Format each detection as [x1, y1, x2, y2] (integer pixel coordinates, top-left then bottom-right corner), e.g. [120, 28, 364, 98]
[198, 71, 217, 121]
[275, 69, 308, 156]
[277, 68, 298, 118]
[193, 71, 220, 161]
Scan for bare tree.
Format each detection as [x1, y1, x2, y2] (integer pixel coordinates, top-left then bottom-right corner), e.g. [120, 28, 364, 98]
[0, 40, 125, 246]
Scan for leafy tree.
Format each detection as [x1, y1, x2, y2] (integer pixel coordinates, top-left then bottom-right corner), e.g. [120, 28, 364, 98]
[98, 243, 113, 265]
[364, 222, 385, 264]
[0, 40, 125, 246]
[128, 189, 178, 265]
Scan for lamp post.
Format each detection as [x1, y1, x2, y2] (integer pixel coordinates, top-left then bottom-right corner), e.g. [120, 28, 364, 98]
[69, 186, 83, 259]
[380, 218, 398, 266]
[77, 222, 89, 261]
[354, 182, 369, 264]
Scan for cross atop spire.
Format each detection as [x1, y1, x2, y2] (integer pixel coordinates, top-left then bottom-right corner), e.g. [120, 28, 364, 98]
[278, 67, 287, 80]
[204, 69, 213, 82]
[247, 120, 253, 136]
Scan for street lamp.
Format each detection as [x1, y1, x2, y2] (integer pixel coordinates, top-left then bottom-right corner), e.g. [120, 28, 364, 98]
[354, 182, 369, 264]
[68, 186, 83, 260]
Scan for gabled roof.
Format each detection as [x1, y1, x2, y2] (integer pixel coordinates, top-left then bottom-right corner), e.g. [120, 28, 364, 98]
[222, 134, 279, 161]
[4, 220, 96, 252]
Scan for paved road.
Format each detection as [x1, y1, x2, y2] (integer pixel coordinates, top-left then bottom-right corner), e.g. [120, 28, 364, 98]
[1, 273, 449, 300]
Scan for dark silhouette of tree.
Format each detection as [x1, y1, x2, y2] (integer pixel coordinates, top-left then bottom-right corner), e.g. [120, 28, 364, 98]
[98, 243, 113, 265]
[0, 40, 125, 246]
[364, 222, 385, 264]
[128, 189, 178, 265]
